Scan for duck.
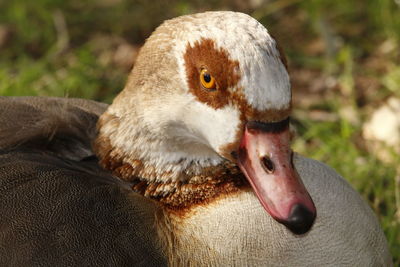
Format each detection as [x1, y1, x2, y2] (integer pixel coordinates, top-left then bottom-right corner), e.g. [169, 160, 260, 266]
[0, 11, 392, 266]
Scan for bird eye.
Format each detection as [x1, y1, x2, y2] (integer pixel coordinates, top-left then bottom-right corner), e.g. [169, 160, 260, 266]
[200, 69, 216, 90]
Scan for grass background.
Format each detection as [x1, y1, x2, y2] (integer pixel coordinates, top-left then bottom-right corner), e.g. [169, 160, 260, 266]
[1, 0, 399, 262]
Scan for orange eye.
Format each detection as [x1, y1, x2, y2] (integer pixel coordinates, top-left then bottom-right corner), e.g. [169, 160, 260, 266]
[200, 69, 216, 90]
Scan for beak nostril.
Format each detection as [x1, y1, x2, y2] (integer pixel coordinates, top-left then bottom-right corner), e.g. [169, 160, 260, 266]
[261, 156, 275, 174]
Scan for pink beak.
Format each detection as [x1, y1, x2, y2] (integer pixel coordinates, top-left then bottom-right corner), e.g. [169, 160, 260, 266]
[236, 118, 316, 235]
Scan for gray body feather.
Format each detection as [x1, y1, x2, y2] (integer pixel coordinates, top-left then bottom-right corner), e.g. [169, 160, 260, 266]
[0, 97, 166, 266]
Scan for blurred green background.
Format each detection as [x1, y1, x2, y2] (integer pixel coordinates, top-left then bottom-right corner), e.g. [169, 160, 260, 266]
[1, 0, 399, 263]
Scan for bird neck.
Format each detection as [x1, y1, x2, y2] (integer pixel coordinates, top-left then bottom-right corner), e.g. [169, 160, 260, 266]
[93, 111, 248, 211]
[94, 108, 245, 185]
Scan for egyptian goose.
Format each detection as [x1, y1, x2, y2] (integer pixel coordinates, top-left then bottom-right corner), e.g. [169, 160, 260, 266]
[0, 11, 392, 266]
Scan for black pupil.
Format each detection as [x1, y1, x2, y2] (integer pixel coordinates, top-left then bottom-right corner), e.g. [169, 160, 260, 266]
[203, 73, 211, 83]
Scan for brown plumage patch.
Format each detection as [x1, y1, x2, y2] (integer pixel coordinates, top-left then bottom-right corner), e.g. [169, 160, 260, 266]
[131, 162, 250, 217]
[184, 38, 291, 120]
[184, 38, 240, 109]
[95, 127, 249, 216]
[94, 118, 249, 216]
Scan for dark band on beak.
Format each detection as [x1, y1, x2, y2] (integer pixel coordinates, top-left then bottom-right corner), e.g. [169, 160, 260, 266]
[246, 117, 290, 133]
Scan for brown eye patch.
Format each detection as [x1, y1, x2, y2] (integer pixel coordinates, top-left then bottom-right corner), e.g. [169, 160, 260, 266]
[183, 37, 291, 126]
[184, 38, 240, 109]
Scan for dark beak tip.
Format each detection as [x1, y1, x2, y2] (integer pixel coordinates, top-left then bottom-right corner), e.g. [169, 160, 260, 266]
[282, 204, 316, 235]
